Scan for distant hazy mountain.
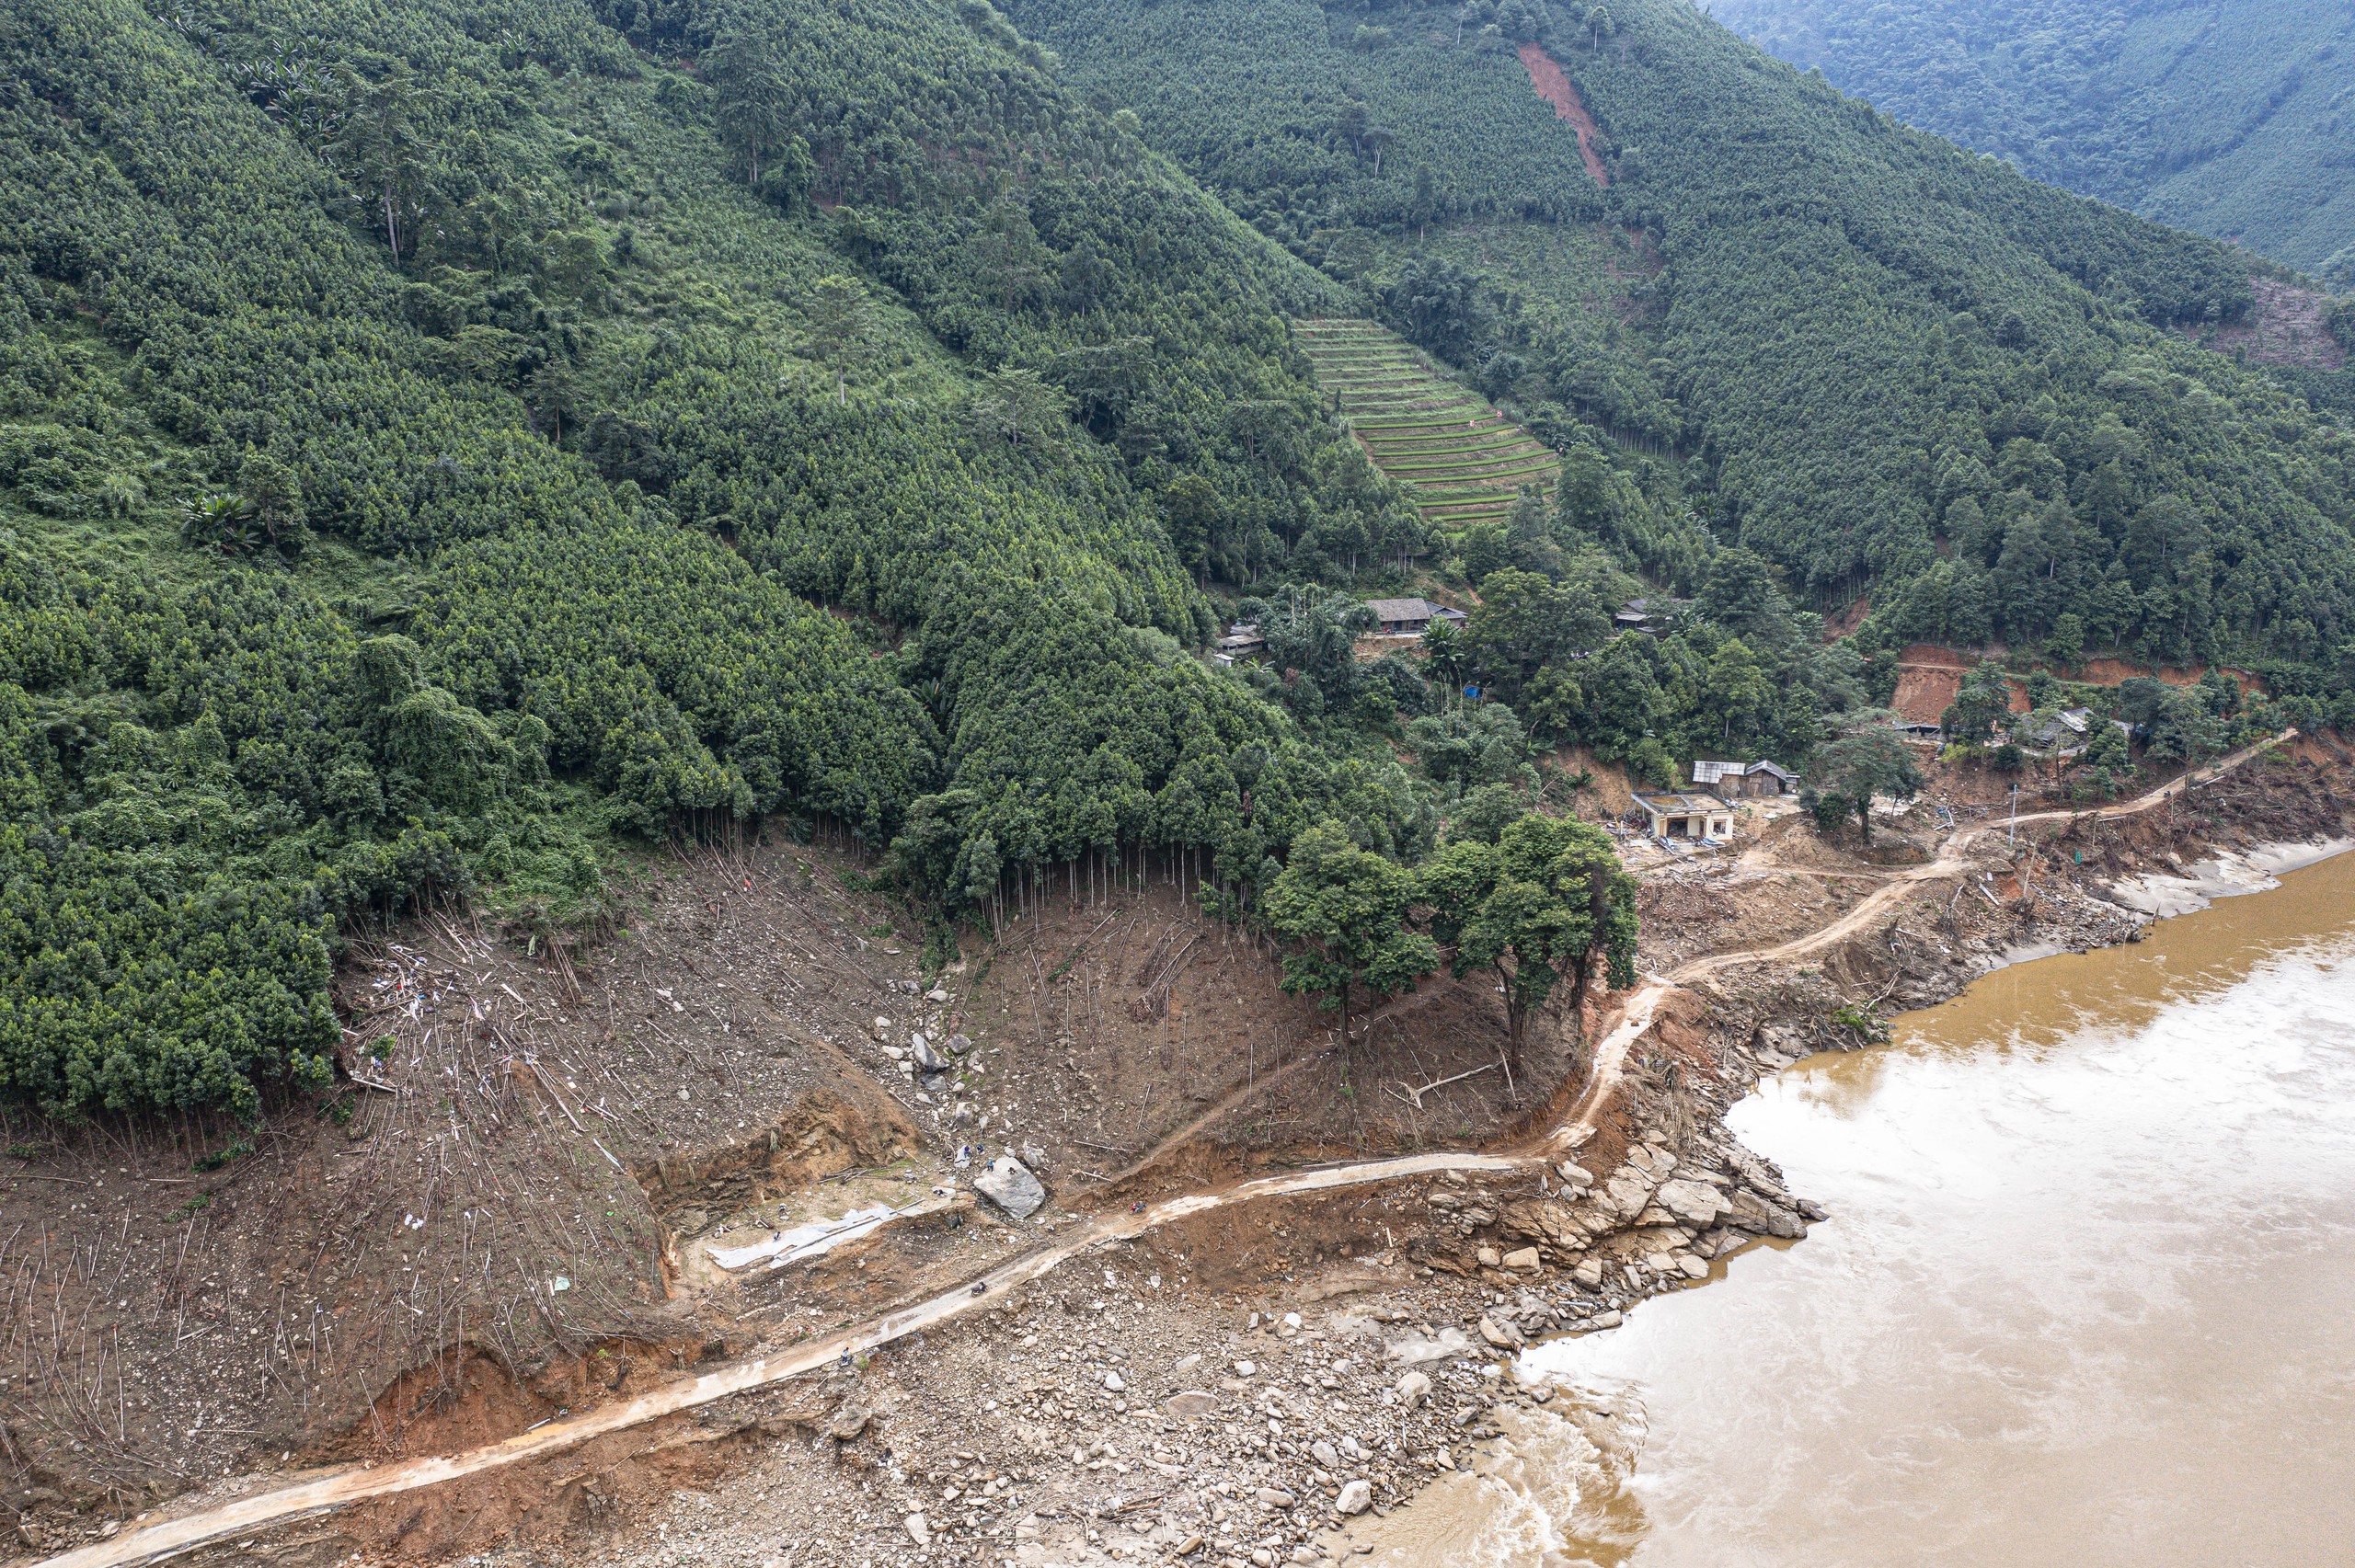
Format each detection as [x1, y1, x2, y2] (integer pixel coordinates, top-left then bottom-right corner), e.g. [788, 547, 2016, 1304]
[1711, 0, 2355, 278]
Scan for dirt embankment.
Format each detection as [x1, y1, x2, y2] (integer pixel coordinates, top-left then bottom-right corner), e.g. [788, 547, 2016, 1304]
[1890, 642, 2265, 726]
[955, 877, 1578, 1189]
[1519, 45, 1610, 188]
[0, 847, 1570, 1558]
[0, 836, 938, 1553]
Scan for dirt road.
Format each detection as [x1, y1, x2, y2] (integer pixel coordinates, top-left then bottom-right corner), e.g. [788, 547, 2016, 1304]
[40, 734, 2292, 1568]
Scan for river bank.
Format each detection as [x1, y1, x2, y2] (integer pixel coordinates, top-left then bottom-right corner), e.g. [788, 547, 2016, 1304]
[21, 747, 2354, 1568]
[362, 775, 2355, 1568]
[1421, 841, 2355, 1568]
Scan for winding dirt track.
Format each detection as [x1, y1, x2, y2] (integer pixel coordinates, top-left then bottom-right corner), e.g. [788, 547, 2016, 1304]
[39, 735, 2292, 1568]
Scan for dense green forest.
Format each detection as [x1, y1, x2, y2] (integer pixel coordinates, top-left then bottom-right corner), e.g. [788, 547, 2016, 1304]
[0, 0, 1462, 1118]
[4, 0, 2351, 1120]
[1710, 0, 2355, 277]
[1011, 0, 2355, 660]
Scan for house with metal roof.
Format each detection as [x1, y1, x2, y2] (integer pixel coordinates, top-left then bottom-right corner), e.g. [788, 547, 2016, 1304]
[1361, 597, 1468, 637]
[2018, 706, 2097, 757]
[1691, 759, 1799, 797]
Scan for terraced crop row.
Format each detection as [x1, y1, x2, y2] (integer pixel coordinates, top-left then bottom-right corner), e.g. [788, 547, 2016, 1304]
[1294, 318, 1556, 531]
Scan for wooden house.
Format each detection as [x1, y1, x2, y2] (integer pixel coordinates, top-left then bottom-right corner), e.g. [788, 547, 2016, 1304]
[1690, 759, 1798, 797]
[1362, 597, 1468, 637]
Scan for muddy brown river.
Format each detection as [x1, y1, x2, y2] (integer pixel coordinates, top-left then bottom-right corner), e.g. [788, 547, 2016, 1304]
[1349, 847, 2355, 1567]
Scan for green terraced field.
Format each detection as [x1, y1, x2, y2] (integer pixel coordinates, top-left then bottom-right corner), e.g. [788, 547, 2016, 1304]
[1294, 318, 1555, 530]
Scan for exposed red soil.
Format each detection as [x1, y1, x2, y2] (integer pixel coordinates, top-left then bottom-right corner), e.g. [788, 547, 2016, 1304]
[0, 837, 936, 1539]
[1889, 644, 1975, 725]
[2176, 278, 2346, 372]
[1520, 45, 1610, 188]
[1890, 643, 2265, 726]
[958, 879, 1584, 1187]
[2078, 655, 2262, 696]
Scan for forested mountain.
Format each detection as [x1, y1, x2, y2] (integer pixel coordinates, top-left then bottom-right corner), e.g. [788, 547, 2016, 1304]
[0, 0, 1441, 1117]
[1012, 0, 2355, 651]
[1709, 0, 2355, 278]
[4, 0, 2352, 1123]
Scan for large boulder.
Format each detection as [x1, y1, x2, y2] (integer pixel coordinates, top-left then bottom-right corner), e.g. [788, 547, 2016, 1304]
[1603, 1168, 1657, 1219]
[1654, 1178, 1730, 1226]
[972, 1156, 1046, 1219]
[1727, 1188, 1806, 1240]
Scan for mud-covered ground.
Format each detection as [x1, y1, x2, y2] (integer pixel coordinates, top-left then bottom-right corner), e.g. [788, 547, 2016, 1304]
[6, 744, 2351, 1566]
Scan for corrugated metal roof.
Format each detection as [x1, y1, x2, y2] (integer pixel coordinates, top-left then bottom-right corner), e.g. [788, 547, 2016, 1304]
[1692, 760, 1796, 784]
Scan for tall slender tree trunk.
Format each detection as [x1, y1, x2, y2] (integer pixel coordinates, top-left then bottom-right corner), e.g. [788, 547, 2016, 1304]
[1503, 992, 1525, 1082]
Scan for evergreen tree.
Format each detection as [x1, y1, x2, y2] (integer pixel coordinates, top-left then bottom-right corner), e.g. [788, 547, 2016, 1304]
[1419, 814, 1638, 1076]
[1261, 819, 1441, 1050]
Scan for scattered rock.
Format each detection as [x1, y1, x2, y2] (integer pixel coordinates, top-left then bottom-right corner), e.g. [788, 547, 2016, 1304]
[1103, 1370, 1125, 1392]
[1571, 1258, 1604, 1288]
[1477, 1317, 1522, 1349]
[1500, 1247, 1541, 1272]
[1475, 1246, 1501, 1269]
[1310, 1440, 1338, 1468]
[1164, 1391, 1219, 1418]
[1255, 1487, 1296, 1507]
[904, 1513, 930, 1547]
[1335, 1479, 1373, 1516]
[946, 1033, 973, 1056]
[1384, 1327, 1472, 1365]
[1396, 1370, 1433, 1408]
[1233, 1359, 1257, 1378]
[972, 1156, 1046, 1219]
[911, 1034, 947, 1072]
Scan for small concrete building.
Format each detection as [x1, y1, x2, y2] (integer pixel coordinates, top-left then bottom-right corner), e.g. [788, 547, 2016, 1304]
[1691, 759, 1798, 797]
[1636, 791, 1735, 841]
